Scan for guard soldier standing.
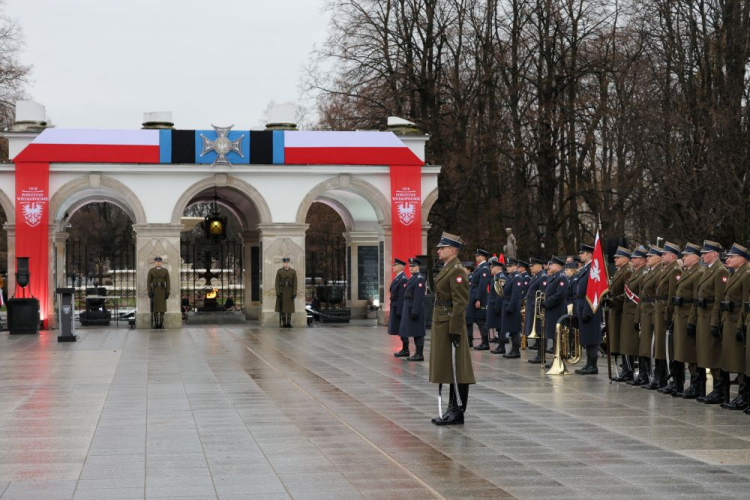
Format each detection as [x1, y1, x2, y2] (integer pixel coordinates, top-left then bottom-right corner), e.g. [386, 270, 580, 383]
[672, 243, 704, 397]
[389, 258, 409, 356]
[487, 260, 506, 354]
[608, 247, 633, 380]
[526, 258, 548, 363]
[692, 241, 729, 404]
[620, 246, 648, 384]
[502, 259, 524, 359]
[719, 244, 750, 409]
[655, 242, 682, 394]
[430, 232, 476, 425]
[574, 244, 604, 375]
[147, 256, 170, 329]
[639, 246, 663, 388]
[464, 262, 476, 347]
[399, 258, 427, 362]
[275, 258, 297, 328]
[543, 256, 570, 367]
[471, 250, 492, 350]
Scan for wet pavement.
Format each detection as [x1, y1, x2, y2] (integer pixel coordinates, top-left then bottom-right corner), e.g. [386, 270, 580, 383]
[1, 323, 750, 499]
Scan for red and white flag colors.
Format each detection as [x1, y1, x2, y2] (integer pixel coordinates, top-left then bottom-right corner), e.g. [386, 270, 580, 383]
[283, 131, 421, 166]
[586, 231, 610, 313]
[15, 129, 161, 164]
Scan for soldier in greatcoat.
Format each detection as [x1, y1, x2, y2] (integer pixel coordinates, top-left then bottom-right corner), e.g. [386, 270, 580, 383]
[389, 258, 409, 356]
[654, 241, 682, 394]
[487, 259, 506, 354]
[621, 246, 648, 384]
[398, 258, 427, 362]
[543, 256, 570, 368]
[574, 244, 604, 375]
[719, 244, 750, 410]
[147, 256, 170, 329]
[672, 243, 703, 397]
[607, 247, 633, 380]
[275, 257, 297, 328]
[637, 246, 663, 387]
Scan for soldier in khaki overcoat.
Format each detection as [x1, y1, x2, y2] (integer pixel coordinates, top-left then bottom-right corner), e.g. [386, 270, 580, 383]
[275, 258, 297, 328]
[607, 247, 633, 380]
[672, 243, 704, 398]
[147, 256, 170, 329]
[624, 246, 649, 386]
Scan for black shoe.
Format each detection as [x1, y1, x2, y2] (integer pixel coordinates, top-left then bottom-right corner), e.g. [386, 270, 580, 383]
[680, 384, 698, 398]
[393, 350, 410, 358]
[490, 337, 500, 344]
[528, 355, 542, 364]
[432, 404, 457, 423]
[546, 347, 554, 354]
[700, 390, 724, 404]
[614, 371, 634, 382]
[658, 381, 676, 395]
[490, 345, 506, 354]
[721, 391, 748, 410]
[628, 373, 649, 386]
[474, 344, 489, 351]
[407, 354, 424, 362]
[503, 349, 520, 359]
[528, 344, 539, 351]
[575, 365, 599, 375]
[434, 409, 465, 425]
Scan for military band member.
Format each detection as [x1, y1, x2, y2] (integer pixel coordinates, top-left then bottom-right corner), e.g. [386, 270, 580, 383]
[147, 256, 170, 329]
[430, 232, 476, 425]
[543, 256, 570, 366]
[389, 258, 410, 357]
[488, 260, 506, 354]
[574, 244, 604, 375]
[464, 262, 476, 347]
[502, 259, 524, 359]
[526, 258, 548, 362]
[638, 246, 663, 388]
[672, 243, 704, 397]
[692, 241, 729, 404]
[275, 257, 297, 328]
[655, 242, 682, 394]
[399, 258, 428, 362]
[622, 246, 649, 384]
[719, 244, 750, 409]
[565, 261, 579, 311]
[608, 247, 634, 380]
[470, 250, 492, 350]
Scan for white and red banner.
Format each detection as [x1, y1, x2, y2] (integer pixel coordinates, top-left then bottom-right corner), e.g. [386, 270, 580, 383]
[390, 165, 422, 269]
[16, 129, 161, 164]
[284, 131, 421, 166]
[15, 162, 50, 326]
[586, 231, 610, 313]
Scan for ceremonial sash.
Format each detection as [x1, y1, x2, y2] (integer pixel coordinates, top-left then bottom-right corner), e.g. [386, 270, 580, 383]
[624, 283, 640, 304]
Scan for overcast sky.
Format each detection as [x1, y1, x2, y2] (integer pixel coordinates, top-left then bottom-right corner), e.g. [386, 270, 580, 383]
[6, 0, 329, 129]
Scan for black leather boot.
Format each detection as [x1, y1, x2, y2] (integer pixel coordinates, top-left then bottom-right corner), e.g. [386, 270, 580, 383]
[434, 384, 465, 425]
[629, 357, 650, 386]
[432, 384, 457, 423]
[466, 325, 474, 347]
[614, 356, 635, 382]
[671, 364, 686, 397]
[490, 336, 506, 354]
[700, 371, 726, 404]
[407, 338, 424, 361]
[474, 332, 489, 350]
[659, 361, 678, 394]
[502, 335, 521, 358]
[393, 340, 410, 358]
[575, 355, 599, 375]
[680, 372, 699, 398]
[645, 360, 667, 390]
[721, 375, 746, 409]
[528, 353, 542, 364]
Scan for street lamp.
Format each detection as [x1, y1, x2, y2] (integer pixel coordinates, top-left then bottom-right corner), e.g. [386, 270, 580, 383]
[538, 219, 547, 254]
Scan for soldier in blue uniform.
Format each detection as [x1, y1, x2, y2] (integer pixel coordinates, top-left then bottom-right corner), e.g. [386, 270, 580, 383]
[526, 257, 549, 363]
[464, 261, 476, 347]
[389, 258, 410, 357]
[502, 259, 525, 359]
[471, 249, 492, 350]
[399, 258, 427, 361]
[565, 260, 580, 311]
[543, 256, 570, 366]
[574, 244, 604, 375]
[487, 260, 506, 354]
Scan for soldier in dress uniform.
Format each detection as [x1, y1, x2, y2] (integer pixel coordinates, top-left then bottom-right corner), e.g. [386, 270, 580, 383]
[399, 258, 428, 362]
[543, 256, 570, 366]
[526, 257, 548, 362]
[464, 262, 476, 347]
[430, 232, 476, 425]
[565, 260, 580, 312]
[147, 256, 170, 329]
[607, 247, 633, 380]
[389, 258, 410, 357]
[487, 260, 506, 354]
[275, 257, 298, 328]
[621, 246, 648, 384]
[574, 244, 604, 375]
[672, 243, 704, 397]
[655, 241, 682, 394]
[718, 244, 750, 410]
[638, 246, 663, 388]
[502, 259, 524, 359]
[470, 250, 492, 350]
[692, 241, 729, 404]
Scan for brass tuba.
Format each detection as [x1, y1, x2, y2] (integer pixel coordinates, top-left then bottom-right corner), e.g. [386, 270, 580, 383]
[547, 314, 582, 375]
[493, 275, 506, 296]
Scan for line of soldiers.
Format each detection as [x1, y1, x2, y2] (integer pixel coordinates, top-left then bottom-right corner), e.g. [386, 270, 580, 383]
[388, 257, 429, 362]
[466, 245, 605, 375]
[608, 240, 750, 411]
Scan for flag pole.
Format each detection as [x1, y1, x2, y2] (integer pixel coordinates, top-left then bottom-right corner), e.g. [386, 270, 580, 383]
[597, 216, 613, 383]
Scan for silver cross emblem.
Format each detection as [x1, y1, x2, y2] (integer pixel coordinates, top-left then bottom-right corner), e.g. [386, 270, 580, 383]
[200, 124, 245, 167]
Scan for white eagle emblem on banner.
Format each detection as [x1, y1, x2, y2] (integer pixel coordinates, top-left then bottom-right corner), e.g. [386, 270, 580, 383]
[22, 202, 44, 227]
[397, 202, 416, 226]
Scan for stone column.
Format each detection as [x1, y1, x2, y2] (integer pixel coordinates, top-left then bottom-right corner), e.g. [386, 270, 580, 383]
[4, 224, 14, 299]
[48, 230, 69, 329]
[344, 231, 380, 318]
[421, 224, 431, 255]
[241, 230, 260, 319]
[378, 225, 392, 326]
[257, 223, 308, 327]
[133, 223, 183, 329]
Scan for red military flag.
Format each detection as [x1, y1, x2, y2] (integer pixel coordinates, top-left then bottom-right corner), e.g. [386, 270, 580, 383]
[586, 231, 610, 313]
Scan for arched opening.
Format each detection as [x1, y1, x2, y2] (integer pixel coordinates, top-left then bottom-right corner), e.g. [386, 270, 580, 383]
[305, 202, 347, 306]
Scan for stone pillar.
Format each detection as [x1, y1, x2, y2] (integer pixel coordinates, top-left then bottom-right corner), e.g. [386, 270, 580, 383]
[257, 223, 308, 327]
[344, 231, 379, 318]
[378, 225, 392, 326]
[48, 231, 69, 329]
[4, 224, 14, 300]
[133, 223, 183, 329]
[421, 224, 431, 255]
[241, 230, 260, 319]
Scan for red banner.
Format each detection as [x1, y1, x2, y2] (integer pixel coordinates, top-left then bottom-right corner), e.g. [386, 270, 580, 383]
[390, 165, 422, 274]
[586, 231, 610, 313]
[15, 162, 50, 326]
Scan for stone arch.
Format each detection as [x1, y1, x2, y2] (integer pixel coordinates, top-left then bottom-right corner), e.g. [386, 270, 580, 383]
[421, 187, 439, 225]
[0, 188, 15, 224]
[314, 196, 356, 233]
[295, 175, 391, 226]
[170, 174, 273, 229]
[49, 174, 147, 230]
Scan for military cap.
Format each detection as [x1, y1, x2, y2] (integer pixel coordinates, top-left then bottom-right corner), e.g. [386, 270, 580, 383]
[517, 259, 530, 268]
[549, 255, 566, 267]
[529, 257, 545, 265]
[436, 232, 464, 249]
[647, 245, 664, 256]
[282, 257, 290, 263]
[579, 243, 594, 253]
[614, 246, 631, 258]
[565, 261, 578, 269]
[393, 258, 406, 266]
[682, 242, 701, 256]
[490, 259, 504, 268]
[631, 245, 648, 258]
[506, 258, 518, 266]
[408, 257, 421, 266]
[727, 243, 750, 260]
[573, 256, 582, 264]
[475, 248, 490, 258]
[662, 241, 681, 256]
[154, 256, 162, 262]
[701, 240, 723, 253]
[462, 261, 476, 270]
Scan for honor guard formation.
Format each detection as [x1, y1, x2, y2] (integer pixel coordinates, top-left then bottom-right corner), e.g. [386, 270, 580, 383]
[391, 232, 750, 425]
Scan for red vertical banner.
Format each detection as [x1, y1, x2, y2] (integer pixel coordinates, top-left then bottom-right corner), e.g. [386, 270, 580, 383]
[390, 165, 422, 274]
[15, 162, 50, 327]
[586, 231, 610, 313]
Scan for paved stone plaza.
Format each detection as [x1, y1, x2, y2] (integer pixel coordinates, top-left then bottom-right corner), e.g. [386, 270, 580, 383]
[2, 324, 750, 499]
